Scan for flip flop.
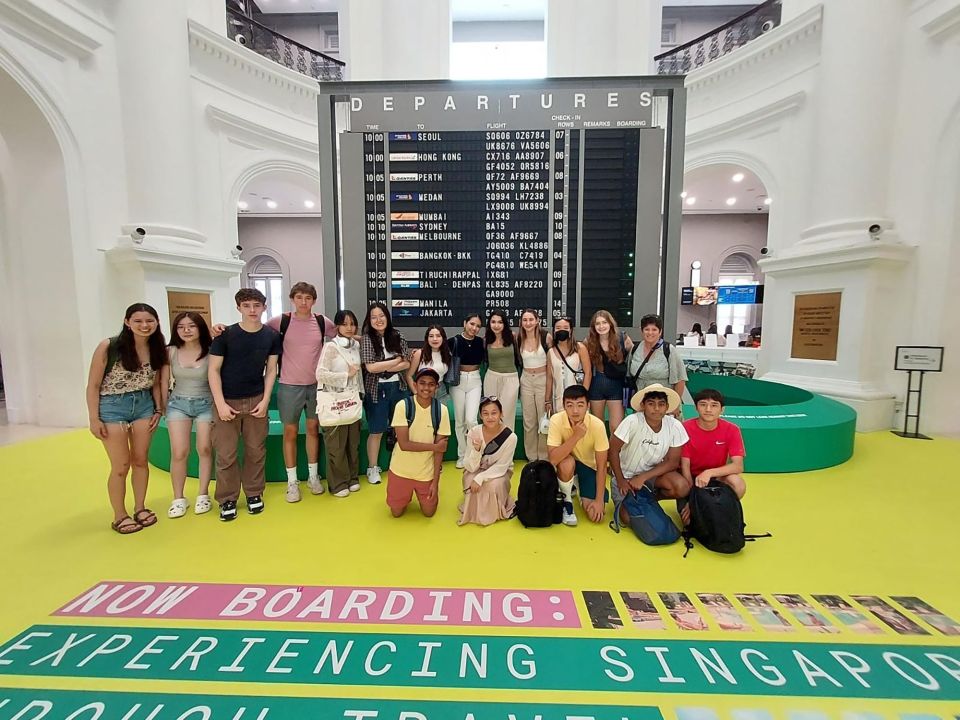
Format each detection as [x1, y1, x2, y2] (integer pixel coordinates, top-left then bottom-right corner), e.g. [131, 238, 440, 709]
[111, 516, 142, 535]
[133, 508, 158, 527]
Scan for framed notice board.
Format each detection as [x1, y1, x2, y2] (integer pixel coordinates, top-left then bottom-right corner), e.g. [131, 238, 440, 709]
[167, 290, 213, 334]
[791, 292, 841, 361]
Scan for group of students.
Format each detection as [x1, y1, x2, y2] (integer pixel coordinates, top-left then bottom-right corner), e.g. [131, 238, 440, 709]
[86, 282, 744, 534]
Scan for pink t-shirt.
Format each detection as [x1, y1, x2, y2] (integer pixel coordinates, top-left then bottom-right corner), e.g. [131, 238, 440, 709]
[267, 313, 336, 386]
[682, 418, 746, 477]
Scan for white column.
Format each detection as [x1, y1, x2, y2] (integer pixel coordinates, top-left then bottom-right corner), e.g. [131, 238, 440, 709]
[114, 0, 204, 246]
[340, 0, 450, 80]
[547, 0, 661, 76]
[759, 0, 913, 431]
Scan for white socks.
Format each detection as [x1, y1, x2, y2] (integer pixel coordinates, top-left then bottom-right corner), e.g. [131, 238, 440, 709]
[286, 467, 297, 484]
[308, 462, 319, 481]
[559, 479, 574, 503]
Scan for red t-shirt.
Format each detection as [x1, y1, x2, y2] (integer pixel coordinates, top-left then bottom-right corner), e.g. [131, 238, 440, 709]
[682, 418, 746, 477]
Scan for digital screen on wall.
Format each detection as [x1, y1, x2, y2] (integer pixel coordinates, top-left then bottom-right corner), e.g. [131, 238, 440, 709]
[318, 79, 686, 332]
[680, 287, 694, 305]
[717, 285, 764, 304]
[693, 286, 718, 305]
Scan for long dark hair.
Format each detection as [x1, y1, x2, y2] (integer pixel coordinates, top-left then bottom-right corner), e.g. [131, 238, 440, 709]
[362, 301, 403, 355]
[421, 324, 451, 366]
[485, 310, 515, 347]
[552, 316, 578, 357]
[117, 303, 167, 371]
[168, 312, 212, 359]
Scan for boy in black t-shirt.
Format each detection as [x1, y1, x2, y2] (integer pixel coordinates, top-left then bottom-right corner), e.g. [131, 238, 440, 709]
[208, 288, 282, 521]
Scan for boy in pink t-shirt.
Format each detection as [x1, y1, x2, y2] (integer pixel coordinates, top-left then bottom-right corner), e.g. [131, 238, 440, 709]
[680, 388, 746, 524]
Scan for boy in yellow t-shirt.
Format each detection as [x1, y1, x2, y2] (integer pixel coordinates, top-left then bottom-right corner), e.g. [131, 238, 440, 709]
[386, 368, 451, 517]
[547, 384, 609, 527]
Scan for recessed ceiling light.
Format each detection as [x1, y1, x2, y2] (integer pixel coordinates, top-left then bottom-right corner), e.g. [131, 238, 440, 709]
[685, 196, 696, 206]
[732, 173, 744, 183]
[237, 200, 248, 210]
[680, 191, 687, 198]
[764, 197, 773, 205]
[725, 197, 737, 206]
[304, 199, 315, 209]
[265, 199, 278, 209]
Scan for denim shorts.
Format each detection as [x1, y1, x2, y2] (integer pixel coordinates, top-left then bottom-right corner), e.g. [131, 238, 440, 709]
[363, 381, 407, 434]
[167, 394, 213, 423]
[99, 389, 155, 425]
[588, 372, 625, 401]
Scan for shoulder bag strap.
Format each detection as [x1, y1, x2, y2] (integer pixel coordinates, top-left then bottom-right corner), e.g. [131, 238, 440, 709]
[629, 342, 660, 387]
[554, 344, 579, 375]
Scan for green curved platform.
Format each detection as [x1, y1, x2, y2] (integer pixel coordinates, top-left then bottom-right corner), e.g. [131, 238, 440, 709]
[147, 374, 855, 480]
[683, 373, 856, 472]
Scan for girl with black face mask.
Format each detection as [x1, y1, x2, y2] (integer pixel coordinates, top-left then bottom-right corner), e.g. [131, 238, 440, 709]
[545, 317, 592, 413]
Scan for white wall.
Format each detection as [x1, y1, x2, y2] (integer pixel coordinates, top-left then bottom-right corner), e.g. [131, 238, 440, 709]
[677, 214, 767, 334]
[238, 216, 325, 309]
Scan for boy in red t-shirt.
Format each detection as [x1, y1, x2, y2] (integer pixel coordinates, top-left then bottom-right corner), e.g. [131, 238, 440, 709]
[680, 388, 746, 524]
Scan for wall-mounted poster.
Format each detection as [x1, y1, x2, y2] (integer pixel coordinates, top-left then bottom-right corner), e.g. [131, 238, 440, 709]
[791, 291, 841, 361]
[167, 290, 213, 333]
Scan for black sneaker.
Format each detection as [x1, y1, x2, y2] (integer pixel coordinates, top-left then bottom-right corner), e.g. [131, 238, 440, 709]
[219, 500, 237, 522]
[247, 495, 264, 514]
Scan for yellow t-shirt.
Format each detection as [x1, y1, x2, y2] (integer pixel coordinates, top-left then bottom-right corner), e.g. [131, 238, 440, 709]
[388, 399, 452, 481]
[546, 411, 609, 470]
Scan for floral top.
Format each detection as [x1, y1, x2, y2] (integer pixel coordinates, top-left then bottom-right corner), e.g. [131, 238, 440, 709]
[100, 360, 156, 396]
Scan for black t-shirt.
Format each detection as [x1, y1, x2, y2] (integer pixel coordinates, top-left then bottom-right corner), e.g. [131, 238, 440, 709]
[209, 324, 282, 400]
[449, 334, 484, 365]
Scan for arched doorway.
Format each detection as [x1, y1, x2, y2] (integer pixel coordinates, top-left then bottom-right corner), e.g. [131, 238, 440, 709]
[234, 167, 323, 320]
[0, 61, 84, 426]
[677, 162, 769, 342]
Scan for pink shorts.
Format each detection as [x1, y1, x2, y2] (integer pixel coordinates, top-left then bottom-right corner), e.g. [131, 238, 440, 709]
[386, 471, 438, 515]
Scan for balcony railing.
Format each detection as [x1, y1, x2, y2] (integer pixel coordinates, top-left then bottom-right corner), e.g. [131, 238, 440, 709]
[655, 0, 782, 75]
[226, 8, 345, 82]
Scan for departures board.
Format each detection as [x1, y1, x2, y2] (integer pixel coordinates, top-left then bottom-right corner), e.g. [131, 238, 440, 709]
[317, 78, 686, 334]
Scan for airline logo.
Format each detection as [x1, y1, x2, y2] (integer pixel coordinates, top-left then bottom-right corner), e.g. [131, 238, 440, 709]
[389, 132, 413, 141]
[390, 232, 420, 241]
[392, 271, 420, 280]
[392, 251, 420, 260]
[390, 221, 418, 232]
[389, 173, 419, 182]
[392, 280, 420, 289]
[389, 153, 418, 162]
[391, 212, 419, 220]
[392, 299, 421, 308]
[393, 308, 421, 318]
[391, 192, 415, 201]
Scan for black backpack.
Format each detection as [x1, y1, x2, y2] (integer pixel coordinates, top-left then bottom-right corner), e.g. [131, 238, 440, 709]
[515, 461, 564, 528]
[682, 480, 770, 556]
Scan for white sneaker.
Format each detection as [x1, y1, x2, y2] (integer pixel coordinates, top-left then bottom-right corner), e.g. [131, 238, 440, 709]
[455, 458, 465, 469]
[333, 488, 350, 498]
[307, 477, 325, 495]
[367, 466, 382, 485]
[349, 482, 361, 492]
[285, 482, 301, 503]
[561, 501, 578, 526]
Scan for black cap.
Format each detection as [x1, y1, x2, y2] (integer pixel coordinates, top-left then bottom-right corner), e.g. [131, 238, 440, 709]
[413, 367, 440, 382]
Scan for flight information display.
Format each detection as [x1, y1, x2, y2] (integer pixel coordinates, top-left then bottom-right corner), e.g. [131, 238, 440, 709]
[319, 80, 686, 333]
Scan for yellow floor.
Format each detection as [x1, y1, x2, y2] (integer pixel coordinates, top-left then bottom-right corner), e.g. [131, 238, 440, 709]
[0, 429, 958, 718]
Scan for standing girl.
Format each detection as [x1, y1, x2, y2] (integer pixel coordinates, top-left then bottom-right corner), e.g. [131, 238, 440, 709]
[448, 313, 484, 469]
[586, 309, 634, 435]
[483, 310, 520, 432]
[161, 312, 214, 518]
[85, 303, 167, 534]
[406, 325, 451, 398]
[360, 302, 410, 485]
[316, 310, 363, 497]
[516, 309, 550, 461]
[546, 317, 592, 413]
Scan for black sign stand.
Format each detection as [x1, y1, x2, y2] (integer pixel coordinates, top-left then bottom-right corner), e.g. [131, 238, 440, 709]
[892, 370, 932, 440]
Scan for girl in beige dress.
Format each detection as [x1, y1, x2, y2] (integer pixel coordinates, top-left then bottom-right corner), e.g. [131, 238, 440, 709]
[459, 397, 517, 526]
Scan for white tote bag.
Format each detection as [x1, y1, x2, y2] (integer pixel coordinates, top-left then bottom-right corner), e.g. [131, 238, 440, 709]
[316, 345, 363, 427]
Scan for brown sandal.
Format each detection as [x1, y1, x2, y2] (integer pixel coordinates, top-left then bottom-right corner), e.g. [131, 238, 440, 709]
[133, 508, 158, 527]
[111, 516, 142, 535]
